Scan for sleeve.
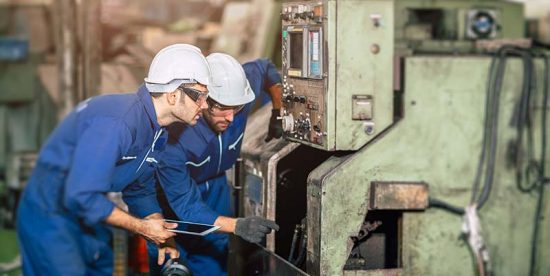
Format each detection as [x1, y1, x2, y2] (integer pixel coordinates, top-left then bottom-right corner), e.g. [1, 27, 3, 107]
[122, 169, 162, 218]
[157, 139, 219, 224]
[63, 117, 132, 225]
[261, 58, 282, 90]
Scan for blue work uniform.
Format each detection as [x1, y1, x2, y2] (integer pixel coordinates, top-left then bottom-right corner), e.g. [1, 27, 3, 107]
[16, 86, 170, 275]
[142, 59, 281, 276]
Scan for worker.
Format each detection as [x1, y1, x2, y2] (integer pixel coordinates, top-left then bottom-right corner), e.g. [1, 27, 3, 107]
[15, 44, 212, 275]
[137, 53, 284, 275]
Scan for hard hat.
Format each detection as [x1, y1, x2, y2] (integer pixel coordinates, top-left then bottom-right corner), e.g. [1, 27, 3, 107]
[144, 44, 211, 93]
[206, 53, 255, 106]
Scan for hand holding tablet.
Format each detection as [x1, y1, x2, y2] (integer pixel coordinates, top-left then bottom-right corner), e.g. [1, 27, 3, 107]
[164, 219, 220, 236]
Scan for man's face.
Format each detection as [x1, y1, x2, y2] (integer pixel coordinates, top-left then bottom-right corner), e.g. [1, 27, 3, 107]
[174, 83, 208, 125]
[202, 99, 245, 133]
[203, 106, 235, 133]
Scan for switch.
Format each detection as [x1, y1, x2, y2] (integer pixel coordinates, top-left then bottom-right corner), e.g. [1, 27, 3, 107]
[352, 95, 374, 120]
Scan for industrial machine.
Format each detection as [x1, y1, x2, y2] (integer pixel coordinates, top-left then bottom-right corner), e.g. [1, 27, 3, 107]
[231, 0, 549, 275]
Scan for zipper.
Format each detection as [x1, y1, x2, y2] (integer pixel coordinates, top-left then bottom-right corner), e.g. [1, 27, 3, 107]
[136, 129, 163, 172]
[217, 134, 223, 174]
[228, 132, 244, 150]
[206, 181, 210, 192]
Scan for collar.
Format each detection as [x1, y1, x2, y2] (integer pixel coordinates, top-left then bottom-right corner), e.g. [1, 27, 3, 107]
[137, 84, 162, 131]
[194, 117, 217, 143]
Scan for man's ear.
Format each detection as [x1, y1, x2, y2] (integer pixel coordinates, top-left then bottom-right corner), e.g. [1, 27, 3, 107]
[166, 91, 179, 105]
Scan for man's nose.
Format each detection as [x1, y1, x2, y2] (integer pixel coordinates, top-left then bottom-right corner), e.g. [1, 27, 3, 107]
[224, 112, 234, 122]
[199, 99, 208, 110]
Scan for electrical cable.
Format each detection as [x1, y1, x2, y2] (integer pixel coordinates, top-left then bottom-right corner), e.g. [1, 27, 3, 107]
[476, 46, 509, 209]
[428, 197, 464, 215]
[528, 51, 549, 276]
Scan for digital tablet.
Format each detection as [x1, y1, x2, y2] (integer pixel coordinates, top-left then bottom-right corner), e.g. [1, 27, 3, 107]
[164, 219, 220, 236]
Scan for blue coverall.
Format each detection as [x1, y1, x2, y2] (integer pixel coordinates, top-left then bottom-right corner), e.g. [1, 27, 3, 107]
[133, 59, 281, 276]
[15, 86, 213, 275]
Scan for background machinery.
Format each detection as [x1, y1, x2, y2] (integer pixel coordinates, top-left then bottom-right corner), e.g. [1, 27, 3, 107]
[231, 0, 550, 275]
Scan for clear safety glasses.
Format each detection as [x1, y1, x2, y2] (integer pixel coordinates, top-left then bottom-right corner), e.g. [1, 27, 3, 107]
[179, 86, 209, 105]
[207, 98, 245, 117]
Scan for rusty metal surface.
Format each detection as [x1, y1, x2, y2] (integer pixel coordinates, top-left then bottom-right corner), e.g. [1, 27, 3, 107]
[369, 182, 428, 210]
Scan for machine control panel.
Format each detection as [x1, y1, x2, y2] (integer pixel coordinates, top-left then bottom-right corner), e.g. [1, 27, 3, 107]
[281, 3, 323, 24]
[282, 1, 326, 147]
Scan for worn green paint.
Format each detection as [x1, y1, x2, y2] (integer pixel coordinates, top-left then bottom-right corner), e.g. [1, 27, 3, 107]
[334, 0, 394, 150]
[308, 56, 550, 275]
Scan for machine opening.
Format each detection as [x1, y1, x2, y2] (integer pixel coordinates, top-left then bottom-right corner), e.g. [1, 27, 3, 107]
[275, 145, 333, 269]
[344, 210, 402, 270]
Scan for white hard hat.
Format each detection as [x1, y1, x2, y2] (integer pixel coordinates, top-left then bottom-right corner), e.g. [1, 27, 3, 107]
[206, 53, 255, 106]
[144, 44, 211, 93]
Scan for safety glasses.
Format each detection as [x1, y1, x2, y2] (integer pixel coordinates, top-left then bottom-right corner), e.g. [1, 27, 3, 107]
[207, 98, 245, 117]
[179, 86, 209, 105]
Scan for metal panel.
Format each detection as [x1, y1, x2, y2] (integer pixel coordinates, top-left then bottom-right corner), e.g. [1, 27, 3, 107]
[369, 182, 428, 210]
[307, 56, 550, 275]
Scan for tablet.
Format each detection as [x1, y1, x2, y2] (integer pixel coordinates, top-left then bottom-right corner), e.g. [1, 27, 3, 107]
[164, 219, 220, 236]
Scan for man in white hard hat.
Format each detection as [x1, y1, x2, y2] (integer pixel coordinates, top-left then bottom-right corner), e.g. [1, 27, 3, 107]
[16, 44, 211, 275]
[129, 53, 283, 275]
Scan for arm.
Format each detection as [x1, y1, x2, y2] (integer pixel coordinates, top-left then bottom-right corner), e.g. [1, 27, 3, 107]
[63, 117, 175, 242]
[159, 138, 278, 242]
[267, 83, 282, 110]
[105, 208, 176, 244]
[262, 59, 284, 141]
[158, 138, 220, 225]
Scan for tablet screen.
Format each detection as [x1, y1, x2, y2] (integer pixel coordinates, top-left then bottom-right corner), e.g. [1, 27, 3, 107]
[164, 219, 220, 236]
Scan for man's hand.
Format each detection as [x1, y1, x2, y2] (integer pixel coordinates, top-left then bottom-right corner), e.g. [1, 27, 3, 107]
[157, 237, 180, 265]
[265, 109, 283, 142]
[139, 218, 177, 244]
[235, 216, 279, 243]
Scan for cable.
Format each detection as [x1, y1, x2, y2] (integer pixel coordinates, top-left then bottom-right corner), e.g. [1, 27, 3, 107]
[528, 51, 549, 276]
[428, 197, 464, 215]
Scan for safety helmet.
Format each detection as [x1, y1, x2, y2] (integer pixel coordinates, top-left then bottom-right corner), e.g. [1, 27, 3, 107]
[144, 44, 211, 93]
[206, 53, 255, 106]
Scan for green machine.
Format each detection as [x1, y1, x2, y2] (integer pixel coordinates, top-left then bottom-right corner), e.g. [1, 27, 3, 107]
[233, 0, 550, 275]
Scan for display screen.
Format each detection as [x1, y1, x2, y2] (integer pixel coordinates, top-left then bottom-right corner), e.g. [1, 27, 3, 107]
[165, 219, 220, 236]
[289, 32, 303, 69]
[309, 30, 321, 77]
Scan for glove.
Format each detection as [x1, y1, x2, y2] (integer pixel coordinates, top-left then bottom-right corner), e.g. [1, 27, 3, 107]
[265, 109, 283, 142]
[235, 216, 280, 243]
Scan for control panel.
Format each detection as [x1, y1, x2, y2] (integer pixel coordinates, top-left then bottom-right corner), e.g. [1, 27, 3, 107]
[281, 1, 326, 147]
[281, 0, 395, 151]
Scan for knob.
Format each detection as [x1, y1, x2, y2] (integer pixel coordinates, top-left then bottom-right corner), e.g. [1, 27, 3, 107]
[281, 13, 292, 21]
[282, 114, 295, 132]
[313, 123, 321, 132]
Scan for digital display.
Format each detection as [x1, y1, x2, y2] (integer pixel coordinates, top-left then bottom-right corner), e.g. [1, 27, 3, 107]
[289, 32, 303, 70]
[309, 30, 321, 77]
[165, 219, 220, 236]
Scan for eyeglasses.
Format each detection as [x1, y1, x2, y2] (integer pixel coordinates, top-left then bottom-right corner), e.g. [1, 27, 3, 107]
[207, 98, 245, 116]
[179, 86, 209, 105]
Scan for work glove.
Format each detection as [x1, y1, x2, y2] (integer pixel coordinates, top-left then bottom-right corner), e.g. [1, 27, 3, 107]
[235, 216, 280, 244]
[265, 109, 283, 142]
